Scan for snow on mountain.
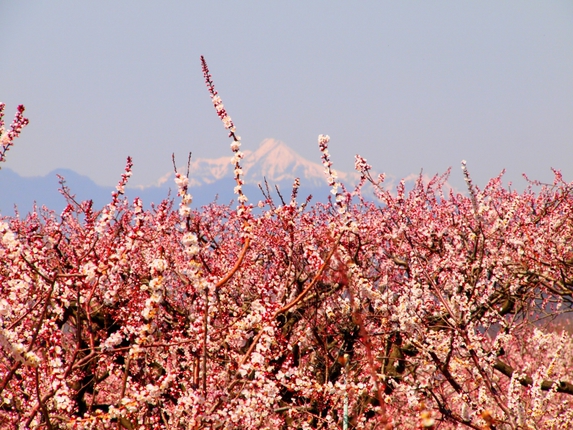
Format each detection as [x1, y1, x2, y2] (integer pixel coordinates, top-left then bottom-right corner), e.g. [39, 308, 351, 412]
[242, 139, 326, 187]
[185, 154, 232, 186]
[179, 138, 358, 188]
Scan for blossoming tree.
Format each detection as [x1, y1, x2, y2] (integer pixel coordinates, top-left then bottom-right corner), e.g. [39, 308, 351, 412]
[1, 60, 573, 429]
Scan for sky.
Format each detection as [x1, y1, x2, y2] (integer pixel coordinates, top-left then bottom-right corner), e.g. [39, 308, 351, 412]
[1, 1, 572, 192]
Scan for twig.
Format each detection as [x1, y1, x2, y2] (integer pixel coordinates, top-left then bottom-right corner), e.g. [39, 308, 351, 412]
[215, 238, 251, 288]
[202, 289, 209, 395]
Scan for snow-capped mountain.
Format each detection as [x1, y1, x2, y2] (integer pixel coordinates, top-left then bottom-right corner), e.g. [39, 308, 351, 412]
[175, 139, 359, 188]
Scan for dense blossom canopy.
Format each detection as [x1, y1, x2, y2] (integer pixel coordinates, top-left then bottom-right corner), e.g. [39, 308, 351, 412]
[2, 65, 573, 429]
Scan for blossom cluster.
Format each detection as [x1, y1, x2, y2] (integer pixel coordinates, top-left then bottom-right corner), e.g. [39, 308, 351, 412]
[0, 103, 29, 166]
[174, 171, 193, 226]
[3, 69, 573, 429]
[318, 134, 347, 215]
[96, 157, 133, 234]
[1, 150, 573, 428]
[201, 56, 248, 209]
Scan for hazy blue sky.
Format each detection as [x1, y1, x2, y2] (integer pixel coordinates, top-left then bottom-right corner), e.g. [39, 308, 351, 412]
[1, 1, 572, 191]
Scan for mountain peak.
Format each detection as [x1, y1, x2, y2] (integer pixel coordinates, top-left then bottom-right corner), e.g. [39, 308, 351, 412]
[166, 138, 358, 188]
[241, 139, 324, 186]
[257, 137, 287, 151]
[248, 139, 298, 164]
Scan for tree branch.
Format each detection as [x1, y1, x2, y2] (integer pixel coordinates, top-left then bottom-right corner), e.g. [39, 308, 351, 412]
[493, 359, 573, 395]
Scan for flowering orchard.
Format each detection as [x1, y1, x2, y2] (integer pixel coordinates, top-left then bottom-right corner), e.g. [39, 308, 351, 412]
[2, 61, 573, 430]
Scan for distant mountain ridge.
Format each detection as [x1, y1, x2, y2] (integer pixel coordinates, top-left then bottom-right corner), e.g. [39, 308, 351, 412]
[0, 140, 356, 216]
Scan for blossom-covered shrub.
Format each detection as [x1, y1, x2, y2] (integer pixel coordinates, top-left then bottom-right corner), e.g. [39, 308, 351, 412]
[1, 62, 573, 429]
